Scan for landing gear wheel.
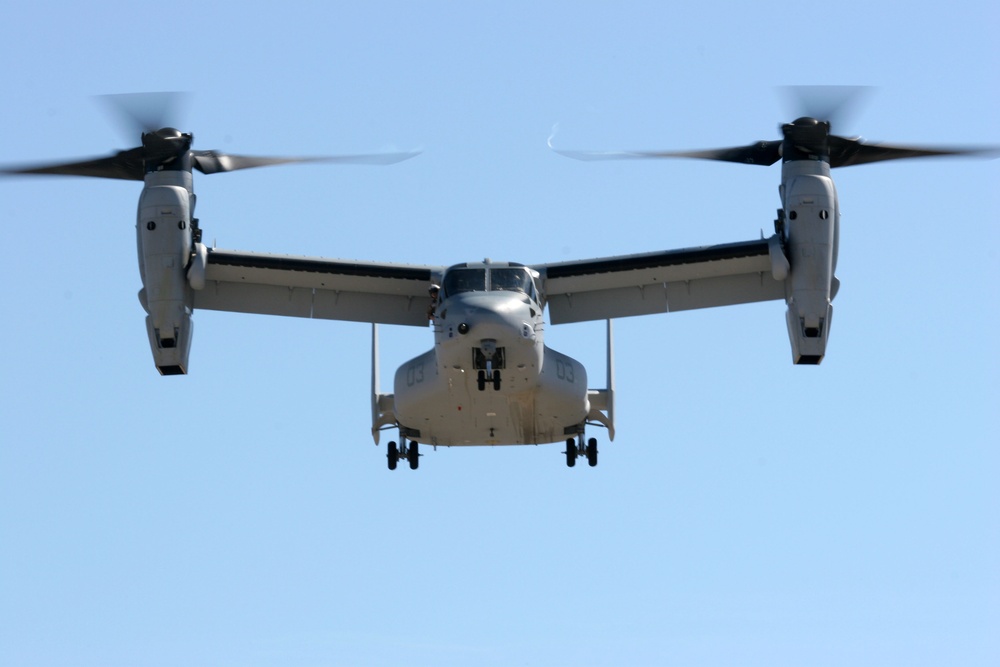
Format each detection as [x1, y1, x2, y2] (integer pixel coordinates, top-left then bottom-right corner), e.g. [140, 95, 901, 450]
[477, 370, 486, 391]
[492, 369, 501, 390]
[408, 441, 420, 470]
[387, 441, 399, 470]
[565, 438, 577, 468]
[586, 438, 598, 467]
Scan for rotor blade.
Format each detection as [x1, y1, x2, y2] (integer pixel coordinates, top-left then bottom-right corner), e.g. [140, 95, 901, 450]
[829, 136, 999, 167]
[649, 142, 783, 166]
[552, 141, 782, 166]
[781, 86, 872, 129]
[98, 92, 189, 137]
[318, 150, 422, 165]
[0, 147, 145, 180]
[548, 147, 660, 161]
[192, 149, 420, 175]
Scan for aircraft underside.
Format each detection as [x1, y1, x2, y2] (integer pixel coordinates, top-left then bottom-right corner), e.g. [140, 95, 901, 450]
[392, 345, 590, 448]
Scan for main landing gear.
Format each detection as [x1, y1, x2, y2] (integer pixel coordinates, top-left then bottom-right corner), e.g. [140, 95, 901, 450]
[564, 436, 598, 468]
[387, 437, 420, 470]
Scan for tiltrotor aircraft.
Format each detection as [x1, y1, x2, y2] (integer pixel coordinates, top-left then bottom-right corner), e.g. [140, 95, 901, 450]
[4, 91, 990, 470]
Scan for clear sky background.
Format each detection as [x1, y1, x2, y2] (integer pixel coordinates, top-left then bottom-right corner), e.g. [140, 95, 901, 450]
[1, 2, 997, 666]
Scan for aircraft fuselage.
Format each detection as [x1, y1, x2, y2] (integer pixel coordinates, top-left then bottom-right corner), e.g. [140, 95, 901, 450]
[391, 263, 590, 446]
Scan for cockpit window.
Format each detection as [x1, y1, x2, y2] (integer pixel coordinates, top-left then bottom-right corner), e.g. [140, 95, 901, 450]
[490, 268, 535, 298]
[442, 268, 486, 296]
[441, 266, 538, 301]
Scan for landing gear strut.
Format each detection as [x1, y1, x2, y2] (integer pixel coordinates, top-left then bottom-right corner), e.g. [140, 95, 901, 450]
[475, 340, 503, 391]
[476, 369, 501, 391]
[565, 438, 577, 467]
[387, 437, 420, 471]
[564, 435, 598, 468]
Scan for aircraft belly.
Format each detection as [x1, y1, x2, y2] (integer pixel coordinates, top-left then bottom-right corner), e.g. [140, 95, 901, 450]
[393, 347, 589, 447]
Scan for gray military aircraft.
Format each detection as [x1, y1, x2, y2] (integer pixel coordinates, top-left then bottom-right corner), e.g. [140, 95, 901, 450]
[4, 91, 989, 470]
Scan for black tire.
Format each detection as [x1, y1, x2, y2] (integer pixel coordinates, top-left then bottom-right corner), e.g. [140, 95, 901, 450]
[586, 438, 598, 467]
[565, 438, 577, 467]
[387, 441, 398, 470]
[477, 370, 486, 391]
[408, 441, 420, 470]
[492, 370, 501, 390]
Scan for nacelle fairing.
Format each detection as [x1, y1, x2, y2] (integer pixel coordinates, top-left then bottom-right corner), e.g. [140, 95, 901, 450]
[779, 160, 839, 365]
[136, 171, 195, 375]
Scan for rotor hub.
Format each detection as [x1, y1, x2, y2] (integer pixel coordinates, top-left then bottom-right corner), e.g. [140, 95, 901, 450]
[155, 127, 183, 139]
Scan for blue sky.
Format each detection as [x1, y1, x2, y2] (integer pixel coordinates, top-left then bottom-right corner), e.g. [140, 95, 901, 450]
[1, 1, 997, 665]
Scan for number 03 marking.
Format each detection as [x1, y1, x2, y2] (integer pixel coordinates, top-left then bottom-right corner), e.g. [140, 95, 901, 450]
[406, 363, 425, 386]
[556, 358, 574, 383]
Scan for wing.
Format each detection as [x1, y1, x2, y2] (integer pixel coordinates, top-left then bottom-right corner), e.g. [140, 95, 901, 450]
[191, 247, 443, 327]
[538, 237, 788, 324]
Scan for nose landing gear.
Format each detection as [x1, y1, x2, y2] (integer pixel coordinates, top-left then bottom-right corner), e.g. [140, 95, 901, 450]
[474, 340, 503, 391]
[476, 369, 501, 391]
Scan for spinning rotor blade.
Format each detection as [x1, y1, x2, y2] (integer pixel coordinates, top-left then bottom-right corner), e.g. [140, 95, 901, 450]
[828, 136, 997, 167]
[663, 142, 784, 165]
[3, 147, 420, 181]
[3, 91, 420, 181]
[99, 92, 189, 138]
[550, 141, 782, 166]
[316, 150, 422, 166]
[0, 148, 146, 181]
[552, 85, 997, 170]
[191, 149, 420, 174]
[781, 85, 871, 132]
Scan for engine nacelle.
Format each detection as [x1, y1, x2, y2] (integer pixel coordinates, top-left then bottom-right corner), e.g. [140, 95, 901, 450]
[780, 163, 838, 365]
[136, 181, 194, 375]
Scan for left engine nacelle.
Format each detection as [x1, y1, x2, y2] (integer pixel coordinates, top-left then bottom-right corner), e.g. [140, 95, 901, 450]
[780, 164, 839, 365]
[136, 183, 194, 375]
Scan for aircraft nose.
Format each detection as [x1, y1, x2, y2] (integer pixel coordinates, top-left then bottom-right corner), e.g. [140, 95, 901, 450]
[445, 293, 534, 340]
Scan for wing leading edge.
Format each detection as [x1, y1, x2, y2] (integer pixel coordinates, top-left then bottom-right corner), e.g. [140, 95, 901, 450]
[191, 237, 788, 327]
[191, 247, 444, 326]
[538, 237, 788, 324]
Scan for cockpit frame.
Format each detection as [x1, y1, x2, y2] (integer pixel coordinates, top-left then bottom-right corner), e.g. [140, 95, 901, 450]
[441, 262, 541, 304]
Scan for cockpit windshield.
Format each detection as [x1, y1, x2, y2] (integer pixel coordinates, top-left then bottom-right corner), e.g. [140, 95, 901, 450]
[490, 268, 535, 296]
[441, 266, 537, 301]
[442, 268, 486, 296]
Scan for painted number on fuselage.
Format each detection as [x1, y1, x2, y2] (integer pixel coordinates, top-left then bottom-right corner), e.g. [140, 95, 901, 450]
[406, 362, 425, 387]
[556, 358, 575, 383]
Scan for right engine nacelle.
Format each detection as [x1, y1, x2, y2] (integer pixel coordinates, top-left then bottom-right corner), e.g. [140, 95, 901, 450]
[780, 165, 839, 365]
[136, 180, 194, 375]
